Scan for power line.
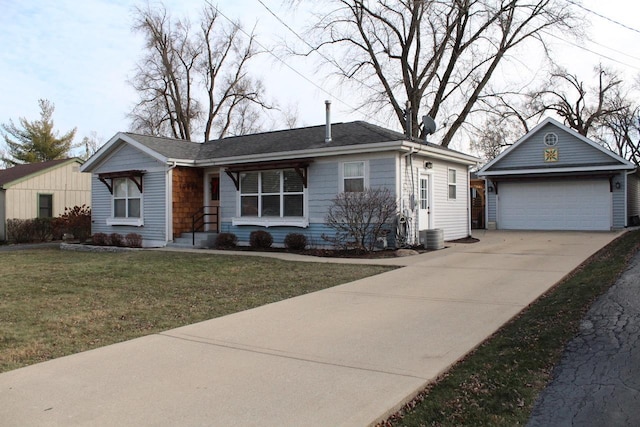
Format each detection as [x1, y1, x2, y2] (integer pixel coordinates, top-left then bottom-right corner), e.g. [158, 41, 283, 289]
[254, 0, 387, 117]
[564, 0, 640, 36]
[542, 30, 640, 71]
[209, 3, 388, 127]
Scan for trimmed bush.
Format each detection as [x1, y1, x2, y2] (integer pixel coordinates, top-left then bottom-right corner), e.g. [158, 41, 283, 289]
[284, 233, 307, 251]
[32, 218, 53, 242]
[6, 219, 33, 243]
[125, 233, 143, 248]
[249, 230, 273, 249]
[109, 233, 124, 247]
[215, 232, 238, 249]
[92, 233, 109, 246]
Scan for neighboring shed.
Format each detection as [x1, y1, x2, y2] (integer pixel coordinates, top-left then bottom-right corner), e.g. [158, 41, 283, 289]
[81, 120, 479, 248]
[478, 118, 637, 231]
[0, 158, 91, 240]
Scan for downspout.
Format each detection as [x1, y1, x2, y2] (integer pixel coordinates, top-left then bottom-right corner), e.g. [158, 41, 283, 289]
[404, 147, 418, 245]
[166, 161, 178, 243]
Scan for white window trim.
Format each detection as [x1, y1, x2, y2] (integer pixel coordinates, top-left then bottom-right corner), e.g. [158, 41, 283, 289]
[233, 169, 307, 227]
[544, 132, 558, 146]
[108, 177, 144, 226]
[448, 168, 457, 200]
[339, 160, 369, 192]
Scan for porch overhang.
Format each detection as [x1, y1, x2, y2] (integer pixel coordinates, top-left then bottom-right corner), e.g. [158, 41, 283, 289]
[222, 159, 313, 190]
[98, 170, 146, 194]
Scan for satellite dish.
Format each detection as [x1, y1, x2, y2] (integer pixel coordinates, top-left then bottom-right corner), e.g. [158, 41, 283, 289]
[423, 115, 437, 135]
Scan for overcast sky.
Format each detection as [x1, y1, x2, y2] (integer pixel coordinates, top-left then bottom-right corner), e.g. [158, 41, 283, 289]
[1, 0, 639, 156]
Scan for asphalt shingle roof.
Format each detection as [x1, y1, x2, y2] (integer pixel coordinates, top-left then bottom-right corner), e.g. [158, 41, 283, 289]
[0, 159, 76, 187]
[122, 121, 472, 164]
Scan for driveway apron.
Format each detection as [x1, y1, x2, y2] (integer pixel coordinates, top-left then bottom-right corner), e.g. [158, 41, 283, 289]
[0, 231, 621, 426]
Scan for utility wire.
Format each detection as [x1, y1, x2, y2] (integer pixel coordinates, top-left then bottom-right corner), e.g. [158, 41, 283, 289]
[542, 29, 640, 71]
[209, 2, 388, 127]
[564, 0, 640, 36]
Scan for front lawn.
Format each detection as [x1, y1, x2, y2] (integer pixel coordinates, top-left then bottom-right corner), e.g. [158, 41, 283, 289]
[0, 249, 393, 373]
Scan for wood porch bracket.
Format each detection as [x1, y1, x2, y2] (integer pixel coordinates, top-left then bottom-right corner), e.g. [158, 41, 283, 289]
[223, 160, 312, 190]
[98, 170, 145, 194]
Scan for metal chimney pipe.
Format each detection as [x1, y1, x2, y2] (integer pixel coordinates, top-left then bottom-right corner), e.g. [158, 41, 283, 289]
[325, 100, 332, 143]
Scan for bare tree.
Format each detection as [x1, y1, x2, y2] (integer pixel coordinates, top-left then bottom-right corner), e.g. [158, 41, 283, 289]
[129, 2, 271, 141]
[296, 0, 578, 146]
[528, 65, 626, 136]
[595, 103, 640, 165]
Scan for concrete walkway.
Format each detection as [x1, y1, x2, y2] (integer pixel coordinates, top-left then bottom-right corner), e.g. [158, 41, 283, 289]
[0, 231, 621, 426]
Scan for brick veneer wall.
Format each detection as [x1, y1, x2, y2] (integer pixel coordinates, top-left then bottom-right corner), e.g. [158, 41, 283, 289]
[172, 167, 204, 238]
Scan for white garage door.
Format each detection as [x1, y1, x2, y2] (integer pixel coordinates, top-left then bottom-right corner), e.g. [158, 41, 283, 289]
[498, 180, 612, 230]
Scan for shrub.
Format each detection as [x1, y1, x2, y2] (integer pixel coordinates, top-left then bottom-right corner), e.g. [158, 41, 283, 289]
[92, 232, 109, 246]
[250, 230, 273, 249]
[6, 219, 33, 243]
[125, 233, 143, 248]
[31, 217, 53, 242]
[323, 187, 397, 252]
[284, 233, 307, 251]
[109, 233, 124, 247]
[57, 205, 92, 243]
[215, 232, 237, 249]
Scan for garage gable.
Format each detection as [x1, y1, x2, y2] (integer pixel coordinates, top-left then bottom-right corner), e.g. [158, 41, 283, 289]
[478, 118, 636, 231]
[480, 118, 633, 176]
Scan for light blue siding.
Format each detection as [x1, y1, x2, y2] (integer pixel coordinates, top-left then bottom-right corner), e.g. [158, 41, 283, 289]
[493, 123, 617, 171]
[613, 174, 626, 228]
[94, 144, 164, 173]
[218, 156, 397, 247]
[90, 142, 167, 246]
[369, 157, 396, 190]
[219, 222, 335, 248]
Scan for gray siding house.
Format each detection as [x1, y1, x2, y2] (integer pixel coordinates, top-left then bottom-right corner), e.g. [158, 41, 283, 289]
[81, 121, 479, 248]
[478, 118, 638, 231]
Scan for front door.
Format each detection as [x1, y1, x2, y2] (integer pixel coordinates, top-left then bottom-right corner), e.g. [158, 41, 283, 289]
[418, 173, 431, 231]
[205, 172, 220, 232]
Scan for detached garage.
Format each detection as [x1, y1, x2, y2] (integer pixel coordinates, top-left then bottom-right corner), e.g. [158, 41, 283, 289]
[478, 118, 638, 231]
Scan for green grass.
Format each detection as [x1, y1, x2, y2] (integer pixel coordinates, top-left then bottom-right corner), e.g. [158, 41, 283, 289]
[382, 230, 640, 426]
[0, 249, 393, 373]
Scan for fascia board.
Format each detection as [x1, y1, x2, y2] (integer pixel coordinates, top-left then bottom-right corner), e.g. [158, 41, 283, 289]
[406, 141, 480, 165]
[479, 164, 635, 176]
[2, 158, 82, 188]
[196, 140, 479, 167]
[195, 140, 408, 166]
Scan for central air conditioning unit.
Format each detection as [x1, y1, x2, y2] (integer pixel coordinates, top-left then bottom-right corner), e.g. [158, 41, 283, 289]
[419, 228, 444, 250]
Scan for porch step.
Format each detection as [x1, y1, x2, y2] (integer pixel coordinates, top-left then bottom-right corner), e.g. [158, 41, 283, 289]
[167, 232, 218, 249]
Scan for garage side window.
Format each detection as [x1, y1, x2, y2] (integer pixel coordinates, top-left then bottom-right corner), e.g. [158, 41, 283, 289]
[448, 169, 457, 199]
[113, 178, 141, 218]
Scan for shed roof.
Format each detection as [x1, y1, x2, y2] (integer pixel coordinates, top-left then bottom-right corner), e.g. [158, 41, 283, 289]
[0, 158, 81, 188]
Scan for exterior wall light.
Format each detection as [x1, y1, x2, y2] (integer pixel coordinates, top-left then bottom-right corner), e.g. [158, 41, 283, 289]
[425, 161, 433, 169]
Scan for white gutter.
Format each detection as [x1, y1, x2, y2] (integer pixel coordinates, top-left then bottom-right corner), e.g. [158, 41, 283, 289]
[478, 164, 635, 176]
[195, 139, 479, 168]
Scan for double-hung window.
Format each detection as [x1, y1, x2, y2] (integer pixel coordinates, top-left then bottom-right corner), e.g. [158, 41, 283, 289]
[343, 161, 365, 192]
[240, 169, 304, 218]
[38, 194, 53, 218]
[113, 178, 141, 219]
[448, 169, 457, 200]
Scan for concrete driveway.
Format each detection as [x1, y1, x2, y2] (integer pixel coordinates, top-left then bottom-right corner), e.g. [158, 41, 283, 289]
[0, 231, 621, 426]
